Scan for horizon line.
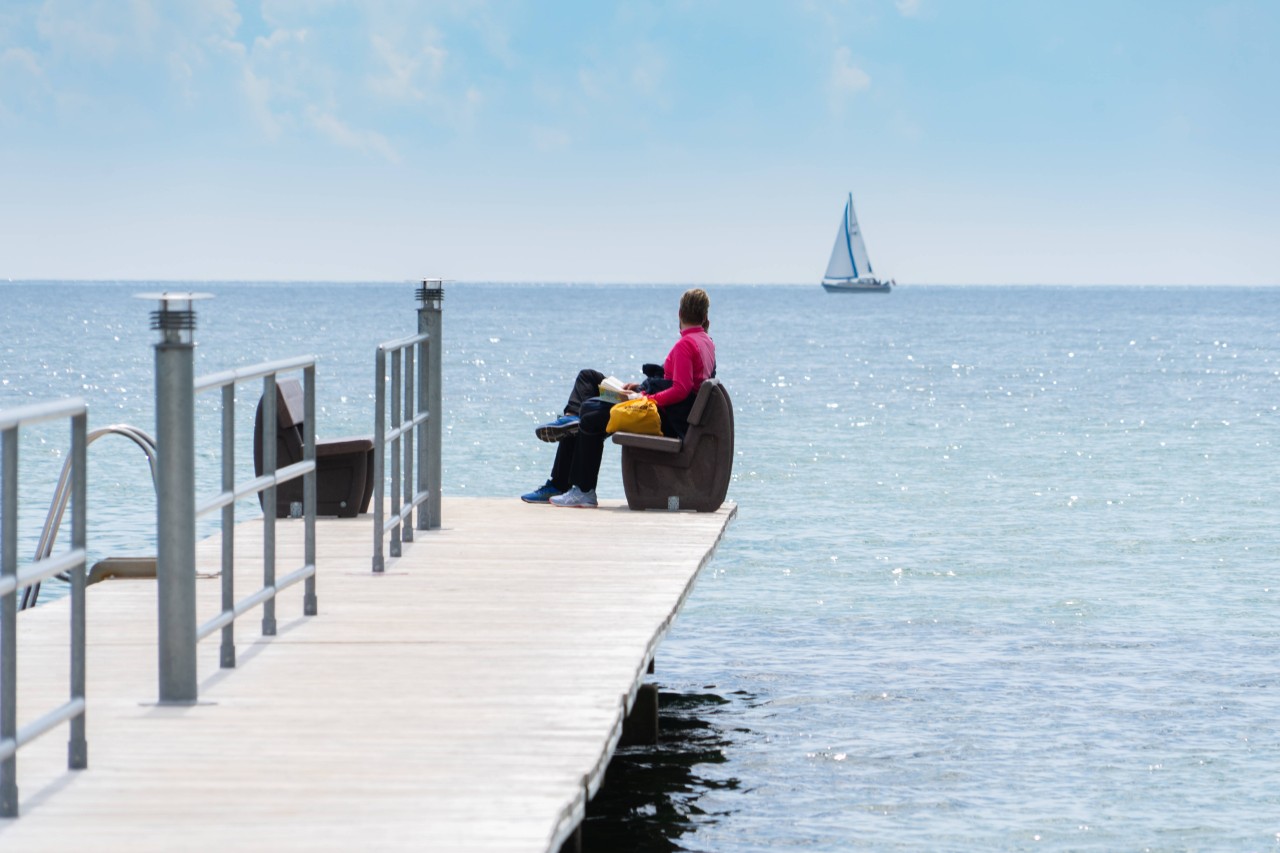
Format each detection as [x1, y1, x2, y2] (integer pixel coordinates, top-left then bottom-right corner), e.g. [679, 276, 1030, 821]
[3, 279, 1278, 288]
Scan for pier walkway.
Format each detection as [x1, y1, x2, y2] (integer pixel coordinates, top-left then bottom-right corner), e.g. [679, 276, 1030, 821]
[0, 497, 736, 852]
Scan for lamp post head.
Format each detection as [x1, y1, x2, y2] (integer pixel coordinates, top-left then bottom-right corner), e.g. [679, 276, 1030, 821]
[416, 278, 445, 308]
[135, 292, 213, 345]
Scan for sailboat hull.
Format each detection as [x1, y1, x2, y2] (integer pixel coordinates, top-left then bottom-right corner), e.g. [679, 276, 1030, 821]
[822, 278, 892, 293]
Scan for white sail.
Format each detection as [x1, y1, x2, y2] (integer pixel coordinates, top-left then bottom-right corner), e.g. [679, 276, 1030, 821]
[823, 193, 876, 280]
[824, 197, 857, 281]
[846, 196, 874, 277]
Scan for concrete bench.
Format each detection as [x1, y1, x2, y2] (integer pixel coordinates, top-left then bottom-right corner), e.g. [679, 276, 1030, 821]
[253, 378, 375, 518]
[610, 378, 734, 512]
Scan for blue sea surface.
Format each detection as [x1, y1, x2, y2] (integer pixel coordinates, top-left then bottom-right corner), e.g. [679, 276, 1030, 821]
[2, 282, 1279, 850]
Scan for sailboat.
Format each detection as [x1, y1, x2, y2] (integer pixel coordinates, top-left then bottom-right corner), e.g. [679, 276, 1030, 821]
[822, 192, 893, 293]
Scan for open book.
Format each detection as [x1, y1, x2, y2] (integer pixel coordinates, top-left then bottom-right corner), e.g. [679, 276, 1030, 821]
[598, 376, 640, 404]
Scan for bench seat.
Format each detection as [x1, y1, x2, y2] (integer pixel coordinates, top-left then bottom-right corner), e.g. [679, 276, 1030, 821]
[611, 378, 733, 512]
[254, 379, 374, 518]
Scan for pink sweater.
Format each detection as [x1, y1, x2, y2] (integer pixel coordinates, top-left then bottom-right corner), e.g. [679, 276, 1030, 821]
[649, 326, 716, 408]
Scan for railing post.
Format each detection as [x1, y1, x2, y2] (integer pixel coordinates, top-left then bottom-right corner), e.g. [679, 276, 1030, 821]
[219, 384, 236, 668]
[68, 410, 88, 768]
[418, 279, 444, 531]
[261, 374, 277, 637]
[146, 292, 208, 705]
[303, 365, 318, 615]
[389, 349, 402, 558]
[372, 348, 387, 573]
[402, 344, 415, 544]
[1, 425, 18, 816]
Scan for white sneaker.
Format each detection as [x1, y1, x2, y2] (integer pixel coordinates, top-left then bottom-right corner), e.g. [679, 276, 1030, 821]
[550, 486, 598, 508]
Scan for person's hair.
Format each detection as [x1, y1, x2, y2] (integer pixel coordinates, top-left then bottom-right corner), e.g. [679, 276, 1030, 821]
[679, 288, 710, 329]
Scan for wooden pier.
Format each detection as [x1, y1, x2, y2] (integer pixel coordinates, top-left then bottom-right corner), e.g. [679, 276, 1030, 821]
[0, 497, 736, 852]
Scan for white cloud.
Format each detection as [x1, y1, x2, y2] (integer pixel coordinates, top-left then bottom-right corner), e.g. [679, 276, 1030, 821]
[9, 3, 488, 158]
[578, 40, 672, 103]
[35, 0, 122, 59]
[254, 27, 307, 52]
[167, 52, 196, 101]
[368, 30, 447, 101]
[307, 106, 399, 163]
[364, 28, 484, 133]
[26, 0, 247, 105]
[830, 46, 871, 102]
[200, 0, 242, 35]
[895, 0, 922, 18]
[1, 47, 44, 78]
[0, 47, 47, 121]
[205, 0, 248, 58]
[234, 27, 312, 138]
[130, 0, 161, 46]
[241, 65, 281, 138]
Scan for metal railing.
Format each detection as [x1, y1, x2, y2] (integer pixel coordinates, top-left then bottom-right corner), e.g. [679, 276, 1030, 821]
[372, 281, 443, 572]
[193, 359, 318, 672]
[143, 292, 318, 704]
[21, 424, 157, 611]
[1, 397, 89, 817]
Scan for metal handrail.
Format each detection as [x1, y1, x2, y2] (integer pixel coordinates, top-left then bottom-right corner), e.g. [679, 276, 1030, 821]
[372, 286, 443, 572]
[194, 354, 316, 393]
[142, 292, 320, 704]
[370, 282, 444, 572]
[373, 331, 429, 572]
[193, 360, 318, 671]
[1, 397, 89, 817]
[20, 424, 158, 610]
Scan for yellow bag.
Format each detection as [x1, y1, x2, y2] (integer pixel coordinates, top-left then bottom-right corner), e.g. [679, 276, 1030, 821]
[606, 396, 663, 436]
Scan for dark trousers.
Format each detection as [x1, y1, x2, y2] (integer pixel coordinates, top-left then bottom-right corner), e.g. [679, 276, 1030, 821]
[549, 369, 614, 493]
[564, 368, 605, 416]
[546, 368, 697, 492]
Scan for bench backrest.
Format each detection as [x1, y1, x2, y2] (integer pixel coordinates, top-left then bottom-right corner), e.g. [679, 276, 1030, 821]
[253, 379, 307, 472]
[687, 378, 718, 427]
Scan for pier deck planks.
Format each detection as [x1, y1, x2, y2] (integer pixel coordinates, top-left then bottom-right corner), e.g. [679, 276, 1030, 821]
[0, 497, 736, 852]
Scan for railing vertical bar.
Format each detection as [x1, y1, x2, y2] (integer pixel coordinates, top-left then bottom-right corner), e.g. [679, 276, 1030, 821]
[424, 286, 443, 529]
[261, 374, 277, 636]
[1, 426, 19, 817]
[372, 349, 387, 573]
[303, 365, 318, 616]
[389, 348, 402, 559]
[416, 331, 429, 532]
[219, 384, 236, 668]
[67, 411, 87, 770]
[402, 345, 415, 542]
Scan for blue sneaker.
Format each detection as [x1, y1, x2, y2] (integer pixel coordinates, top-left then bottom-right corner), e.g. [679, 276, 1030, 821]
[550, 486, 598, 508]
[535, 415, 580, 443]
[521, 481, 564, 503]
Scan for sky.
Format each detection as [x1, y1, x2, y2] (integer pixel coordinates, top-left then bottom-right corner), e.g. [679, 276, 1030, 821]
[1, 0, 1277, 285]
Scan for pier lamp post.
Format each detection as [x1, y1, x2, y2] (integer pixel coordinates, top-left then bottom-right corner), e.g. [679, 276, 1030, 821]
[138, 292, 211, 705]
[417, 278, 444, 531]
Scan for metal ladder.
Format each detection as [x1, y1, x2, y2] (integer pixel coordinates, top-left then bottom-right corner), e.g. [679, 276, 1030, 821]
[20, 425, 158, 610]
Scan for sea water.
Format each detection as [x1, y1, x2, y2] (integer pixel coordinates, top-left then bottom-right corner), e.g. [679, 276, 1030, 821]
[2, 282, 1279, 850]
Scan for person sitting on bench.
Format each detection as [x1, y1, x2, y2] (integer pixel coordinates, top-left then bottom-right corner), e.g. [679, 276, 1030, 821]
[521, 288, 716, 508]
